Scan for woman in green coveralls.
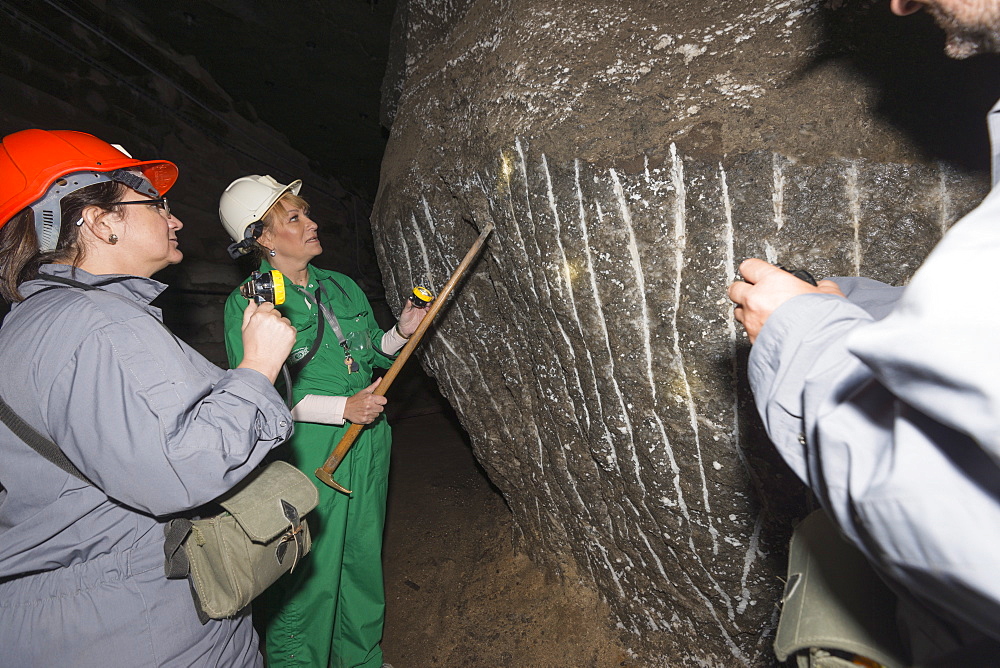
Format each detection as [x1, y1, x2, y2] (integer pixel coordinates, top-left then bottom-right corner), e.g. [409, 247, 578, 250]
[219, 175, 426, 668]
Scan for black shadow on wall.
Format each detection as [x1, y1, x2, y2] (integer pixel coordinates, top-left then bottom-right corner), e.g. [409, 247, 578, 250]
[812, 2, 1000, 173]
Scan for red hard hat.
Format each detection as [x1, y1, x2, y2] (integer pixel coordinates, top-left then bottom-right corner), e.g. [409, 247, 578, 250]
[0, 129, 178, 229]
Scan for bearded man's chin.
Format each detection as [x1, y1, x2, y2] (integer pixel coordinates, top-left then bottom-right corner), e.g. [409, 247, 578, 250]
[944, 31, 1000, 59]
[945, 34, 980, 59]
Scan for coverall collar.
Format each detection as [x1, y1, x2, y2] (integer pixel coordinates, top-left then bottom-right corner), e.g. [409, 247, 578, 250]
[258, 258, 320, 290]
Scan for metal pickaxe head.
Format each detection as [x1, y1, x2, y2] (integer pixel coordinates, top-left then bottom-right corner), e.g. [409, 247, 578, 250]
[314, 467, 351, 494]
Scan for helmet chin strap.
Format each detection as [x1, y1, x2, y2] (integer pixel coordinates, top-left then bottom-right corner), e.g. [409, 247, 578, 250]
[29, 169, 159, 252]
[227, 237, 257, 259]
[226, 221, 265, 259]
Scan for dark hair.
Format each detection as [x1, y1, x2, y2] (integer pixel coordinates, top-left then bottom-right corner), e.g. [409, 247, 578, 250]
[0, 180, 127, 302]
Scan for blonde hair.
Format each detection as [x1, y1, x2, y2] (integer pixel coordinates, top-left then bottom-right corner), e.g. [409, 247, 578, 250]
[261, 193, 310, 228]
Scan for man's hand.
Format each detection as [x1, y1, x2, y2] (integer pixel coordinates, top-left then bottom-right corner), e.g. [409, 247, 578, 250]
[728, 259, 845, 343]
[343, 377, 387, 424]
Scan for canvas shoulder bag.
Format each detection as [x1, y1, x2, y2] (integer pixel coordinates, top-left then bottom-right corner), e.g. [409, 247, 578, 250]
[0, 380, 318, 623]
[163, 460, 318, 621]
[8, 275, 319, 621]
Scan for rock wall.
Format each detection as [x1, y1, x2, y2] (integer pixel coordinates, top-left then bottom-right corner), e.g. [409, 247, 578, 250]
[374, 0, 998, 664]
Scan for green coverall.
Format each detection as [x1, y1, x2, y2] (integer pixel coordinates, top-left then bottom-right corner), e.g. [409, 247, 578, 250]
[224, 260, 396, 668]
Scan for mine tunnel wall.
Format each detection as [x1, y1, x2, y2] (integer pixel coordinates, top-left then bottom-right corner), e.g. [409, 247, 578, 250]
[373, 142, 986, 664]
[373, 0, 995, 663]
[3, 0, 999, 664]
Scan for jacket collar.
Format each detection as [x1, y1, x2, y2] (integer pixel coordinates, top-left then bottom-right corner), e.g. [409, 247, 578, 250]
[21, 264, 168, 305]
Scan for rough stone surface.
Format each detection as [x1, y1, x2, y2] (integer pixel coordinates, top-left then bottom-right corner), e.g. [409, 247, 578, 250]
[374, 0, 998, 664]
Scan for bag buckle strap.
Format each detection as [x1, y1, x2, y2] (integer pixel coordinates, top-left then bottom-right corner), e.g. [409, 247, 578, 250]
[275, 499, 306, 572]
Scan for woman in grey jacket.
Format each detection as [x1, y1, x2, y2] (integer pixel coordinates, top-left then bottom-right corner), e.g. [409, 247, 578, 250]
[0, 129, 296, 667]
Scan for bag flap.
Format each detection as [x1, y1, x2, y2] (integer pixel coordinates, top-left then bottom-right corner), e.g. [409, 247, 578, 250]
[773, 510, 907, 668]
[215, 461, 319, 542]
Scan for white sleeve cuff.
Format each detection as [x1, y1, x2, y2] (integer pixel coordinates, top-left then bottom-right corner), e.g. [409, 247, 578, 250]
[290, 394, 347, 425]
[381, 325, 408, 355]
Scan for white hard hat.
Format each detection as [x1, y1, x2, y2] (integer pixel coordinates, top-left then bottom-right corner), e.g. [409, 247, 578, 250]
[219, 174, 302, 257]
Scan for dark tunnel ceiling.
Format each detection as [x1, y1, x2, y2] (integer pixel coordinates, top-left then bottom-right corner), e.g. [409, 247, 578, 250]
[123, 0, 397, 200]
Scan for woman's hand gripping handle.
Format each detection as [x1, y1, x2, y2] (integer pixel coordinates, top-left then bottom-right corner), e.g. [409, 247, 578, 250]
[237, 301, 297, 383]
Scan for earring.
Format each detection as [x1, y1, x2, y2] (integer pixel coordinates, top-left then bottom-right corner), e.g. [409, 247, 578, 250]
[109, 234, 118, 245]
[269, 249, 276, 257]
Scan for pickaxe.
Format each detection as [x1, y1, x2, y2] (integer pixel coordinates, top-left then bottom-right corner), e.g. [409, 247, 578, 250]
[315, 221, 495, 492]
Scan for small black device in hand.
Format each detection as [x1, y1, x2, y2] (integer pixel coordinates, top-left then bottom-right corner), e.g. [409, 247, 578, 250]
[778, 266, 819, 286]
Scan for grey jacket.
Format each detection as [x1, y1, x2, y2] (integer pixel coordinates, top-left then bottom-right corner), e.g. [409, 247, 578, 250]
[749, 100, 1000, 663]
[0, 265, 293, 667]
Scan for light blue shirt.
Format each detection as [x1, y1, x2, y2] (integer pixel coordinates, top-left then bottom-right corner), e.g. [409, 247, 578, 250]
[749, 99, 1000, 661]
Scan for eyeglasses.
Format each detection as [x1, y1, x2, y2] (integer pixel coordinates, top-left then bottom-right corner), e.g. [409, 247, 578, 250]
[117, 197, 171, 218]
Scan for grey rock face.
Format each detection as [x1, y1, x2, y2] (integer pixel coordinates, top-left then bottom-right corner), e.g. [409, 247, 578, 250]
[375, 0, 996, 664]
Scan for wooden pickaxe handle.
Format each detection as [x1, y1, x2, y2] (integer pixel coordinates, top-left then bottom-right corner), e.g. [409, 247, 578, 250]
[315, 221, 495, 492]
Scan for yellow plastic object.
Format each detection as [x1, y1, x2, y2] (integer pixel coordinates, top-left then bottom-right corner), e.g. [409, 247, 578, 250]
[410, 285, 433, 306]
[239, 269, 286, 305]
[270, 270, 286, 305]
